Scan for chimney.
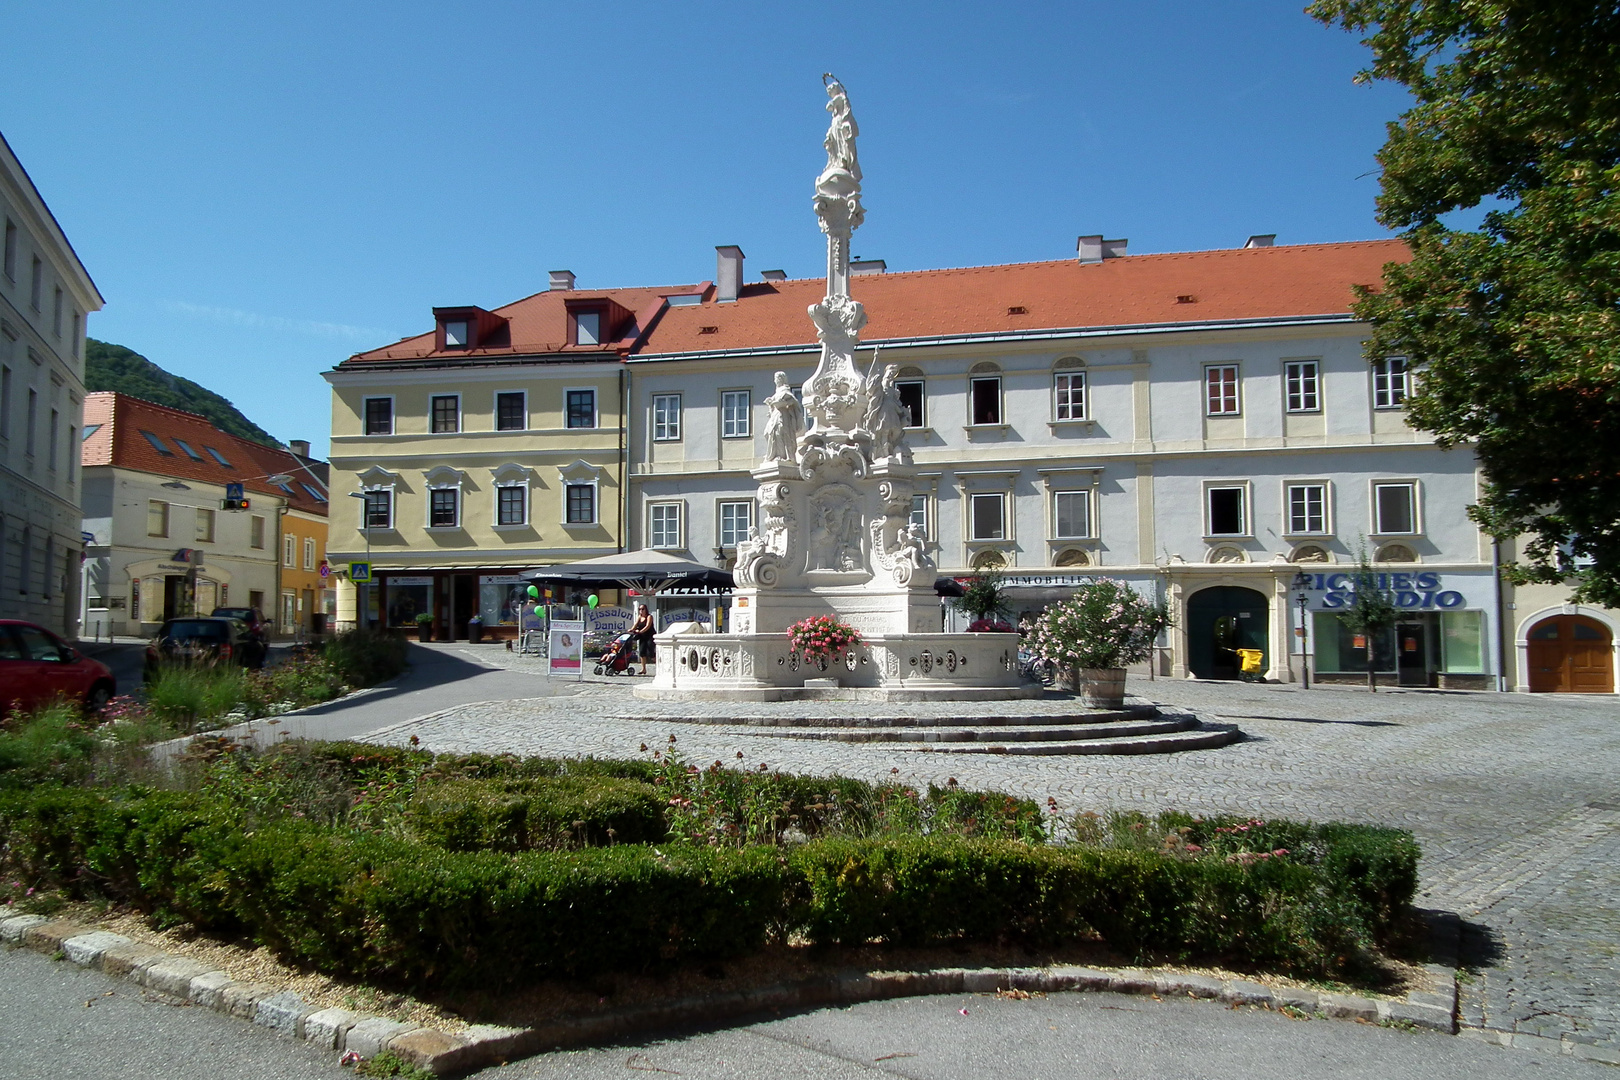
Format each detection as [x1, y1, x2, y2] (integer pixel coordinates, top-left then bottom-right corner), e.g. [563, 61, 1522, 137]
[850, 258, 886, 276]
[548, 270, 575, 291]
[760, 269, 788, 282]
[715, 245, 745, 302]
[1077, 236, 1128, 263]
[1244, 234, 1276, 248]
[1102, 238, 1128, 258]
[287, 439, 310, 458]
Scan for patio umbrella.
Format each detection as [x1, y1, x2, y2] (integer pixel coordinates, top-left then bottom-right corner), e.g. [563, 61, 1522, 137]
[523, 549, 735, 595]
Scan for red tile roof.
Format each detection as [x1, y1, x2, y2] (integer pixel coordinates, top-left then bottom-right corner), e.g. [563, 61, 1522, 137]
[80, 392, 328, 516]
[637, 240, 1409, 356]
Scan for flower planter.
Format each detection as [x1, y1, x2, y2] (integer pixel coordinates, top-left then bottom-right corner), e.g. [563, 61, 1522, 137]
[417, 625, 433, 643]
[1069, 666, 1127, 708]
[467, 622, 483, 644]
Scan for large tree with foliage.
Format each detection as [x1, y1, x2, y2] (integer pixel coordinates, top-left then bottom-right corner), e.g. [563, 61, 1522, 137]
[1310, 0, 1620, 606]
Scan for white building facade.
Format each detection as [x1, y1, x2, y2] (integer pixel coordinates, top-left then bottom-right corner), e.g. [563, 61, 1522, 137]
[0, 131, 104, 638]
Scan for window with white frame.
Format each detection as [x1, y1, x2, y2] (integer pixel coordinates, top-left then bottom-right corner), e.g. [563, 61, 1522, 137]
[1052, 490, 1092, 538]
[364, 397, 394, 435]
[574, 310, 601, 346]
[362, 491, 392, 530]
[910, 494, 929, 533]
[148, 500, 169, 538]
[429, 488, 460, 528]
[566, 389, 597, 429]
[495, 391, 527, 431]
[1373, 481, 1417, 534]
[894, 379, 925, 428]
[430, 394, 460, 433]
[652, 394, 682, 441]
[969, 492, 1006, 540]
[1286, 483, 1327, 534]
[721, 390, 751, 438]
[1205, 364, 1240, 416]
[443, 320, 469, 348]
[718, 500, 752, 548]
[1285, 360, 1320, 413]
[649, 502, 683, 548]
[565, 483, 595, 524]
[303, 537, 317, 570]
[1053, 365, 1087, 421]
[496, 485, 527, 526]
[283, 533, 296, 568]
[1206, 485, 1247, 536]
[969, 375, 1002, 425]
[1373, 357, 1410, 409]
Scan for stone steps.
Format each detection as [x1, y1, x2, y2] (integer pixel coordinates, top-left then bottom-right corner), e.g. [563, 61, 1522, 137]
[609, 707, 1153, 729]
[741, 714, 1202, 744]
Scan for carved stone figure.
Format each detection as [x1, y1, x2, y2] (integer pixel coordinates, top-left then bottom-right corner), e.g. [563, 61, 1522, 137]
[762, 371, 803, 463]
[862, 362, 910, 463]
[808, 486, 861, 572]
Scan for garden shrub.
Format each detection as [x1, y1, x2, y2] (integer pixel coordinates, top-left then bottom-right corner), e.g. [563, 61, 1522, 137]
[144, 664, 248, 732]
[0, 703, 99, 789]
[320, 629, 408, 688]
[406, 776, 667, 851]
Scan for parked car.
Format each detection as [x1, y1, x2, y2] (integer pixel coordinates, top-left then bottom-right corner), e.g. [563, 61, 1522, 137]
[145, 617, 267, 678]
[211, 606, 271, 645]
[0, 619, 117, 716]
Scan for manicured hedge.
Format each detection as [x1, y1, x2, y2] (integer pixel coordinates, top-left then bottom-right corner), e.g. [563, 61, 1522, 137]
[0, 785, 1418, 986]
[406, 776, 668, 852]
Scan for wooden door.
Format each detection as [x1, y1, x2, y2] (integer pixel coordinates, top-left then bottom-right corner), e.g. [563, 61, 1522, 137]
[1527, 615, 1615, 693]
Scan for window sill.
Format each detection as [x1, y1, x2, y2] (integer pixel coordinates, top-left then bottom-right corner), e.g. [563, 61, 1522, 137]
[561, 520, 601, 529]
[968, 536, 1015, 546]
[1281, 532, 1334, 540]
[1203, 534, 1254, 542]
[1047, 536, 1096, 544]
[719, 434, 752, 441]
[1047, 418, 1094, 430]
[1369, 531, 1422, 539]
[424, 525, 465, 533]
[1204, 412, 1242, 420]
[963, 423, 1010, 438]
[1284, 409, 1323, 417]
[492, 523, 531, 532]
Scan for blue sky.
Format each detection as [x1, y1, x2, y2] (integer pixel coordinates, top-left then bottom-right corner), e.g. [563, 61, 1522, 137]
[3, 1, 1410, 458]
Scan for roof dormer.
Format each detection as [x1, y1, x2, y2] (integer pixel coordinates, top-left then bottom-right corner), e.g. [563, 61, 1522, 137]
[432, 306, 510, 352]
[564, 297, 635, 347]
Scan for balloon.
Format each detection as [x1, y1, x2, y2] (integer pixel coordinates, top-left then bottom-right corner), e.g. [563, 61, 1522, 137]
[588, 594, 599, 608]
[526, 585, 540, 599]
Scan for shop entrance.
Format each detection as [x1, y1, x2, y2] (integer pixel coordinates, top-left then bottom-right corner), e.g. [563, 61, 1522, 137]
[162, 575, 188, 621]
[1187, 586, 1268, 680]
[1395, 620, 1434, 687]
[1527, 615, 1614, 693]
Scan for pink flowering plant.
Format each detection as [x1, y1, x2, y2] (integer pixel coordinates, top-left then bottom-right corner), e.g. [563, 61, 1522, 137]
[1028, 579, 1171, 670]
[786, 614, 864, 665]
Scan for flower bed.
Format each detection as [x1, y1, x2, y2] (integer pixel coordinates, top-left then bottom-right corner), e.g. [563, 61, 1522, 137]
[786, 615, 864, 666]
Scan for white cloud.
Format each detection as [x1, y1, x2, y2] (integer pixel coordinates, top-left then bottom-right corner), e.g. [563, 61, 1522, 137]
[161, 300, 383, 342]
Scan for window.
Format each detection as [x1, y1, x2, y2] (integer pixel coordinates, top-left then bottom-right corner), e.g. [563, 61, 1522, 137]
[718, 500, 752, 547]
[52, 287, 63, 337]
[283, 533, 296, 568]
[969, 492, 1006, 540]
[42, 537, 52, 599]
[1373, 357, 1410, 409]
[894, 380, 925, 428]
[304, 537, 316, 570]
[2, 218, 14, 279]
[910, 494, 929, 533]
[1053, 491, 1092, 538]
[138, 429, 172, 456]
[1053, 370, 1087, 421]
[1205, 364, 1240, 415]
[429, 489, 459, 528]
[299, 482, 327, 503]
[173, 438, 204, 461]
[721, 390, 751, 438]
[148, 500, 169, 538]
[431, 394, 460, 433]
[1374, 482, 1417, 534]
[67, 426, 76, 483]
[204, 446, 232, 467]
[18, 526, 30, 594]
[1285, 360, 1320, 413]
[26, 389, 37, 454]
[652, 394, 682, 441]
[565, 483, 595, 524]
[195, 508, 215, 543]
[650, 502, 683, 548]
[443, 320, 469, 348]
[1207, 486, 1247, 536]
[495, 391, 526, 431]
[47, 409, 58, 470]
[0, 365, 9, 438]
[362, 491, 392, 529]
[969, 377, 1001, 425]
[250, 515, 266, 548]
[1286, 483, 1326, 534]
[71, 311, 81, 358]
[30, 256, 43, 310]
[566, 389, 596, 429]
[575, 310, 601, 345]
[363, 397, 393, 435]
[496, 485, 527, 526]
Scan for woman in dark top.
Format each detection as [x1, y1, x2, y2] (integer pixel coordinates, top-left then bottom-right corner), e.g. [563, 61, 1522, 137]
[630, 604, 656, 671]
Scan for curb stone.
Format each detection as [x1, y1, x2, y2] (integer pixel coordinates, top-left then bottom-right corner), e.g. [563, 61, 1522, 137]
[0, 912, 1485, 1077]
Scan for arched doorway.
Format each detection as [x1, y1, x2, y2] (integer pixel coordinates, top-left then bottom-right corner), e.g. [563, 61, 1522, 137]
[1186, 586, 1269, 680]
[1527, 615, 1614, 693]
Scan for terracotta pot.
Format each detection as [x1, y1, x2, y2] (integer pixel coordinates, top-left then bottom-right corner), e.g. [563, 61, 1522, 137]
[1069, 666, 1126, 707]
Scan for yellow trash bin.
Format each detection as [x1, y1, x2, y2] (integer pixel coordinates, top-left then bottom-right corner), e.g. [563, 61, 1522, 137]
[1236, 648, 1264, 674]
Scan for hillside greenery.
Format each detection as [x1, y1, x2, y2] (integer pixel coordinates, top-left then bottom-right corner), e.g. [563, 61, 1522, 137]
[84, 339, 280, 448]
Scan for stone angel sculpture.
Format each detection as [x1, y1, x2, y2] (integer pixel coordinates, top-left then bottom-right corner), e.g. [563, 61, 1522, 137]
[862, 361, 911, 463]
[762, 371, 804, 464]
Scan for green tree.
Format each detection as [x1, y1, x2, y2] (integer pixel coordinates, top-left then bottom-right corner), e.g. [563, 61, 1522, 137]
[955, 570, 1009, 626]
[1310, 0, 1620, 606]
[1336, 545, 1401, 692]
[85, 339, 282, 448]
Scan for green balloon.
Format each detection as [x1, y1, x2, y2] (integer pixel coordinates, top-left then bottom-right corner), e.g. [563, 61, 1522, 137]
[588, 594, 599, 608]
[526, 585, 540, 599]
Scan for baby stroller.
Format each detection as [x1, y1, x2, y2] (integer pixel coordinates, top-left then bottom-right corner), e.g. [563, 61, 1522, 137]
[594, 632, 638, 676]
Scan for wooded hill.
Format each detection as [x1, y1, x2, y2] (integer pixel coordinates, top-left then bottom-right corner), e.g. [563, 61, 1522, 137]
[84, 339, 281, 448]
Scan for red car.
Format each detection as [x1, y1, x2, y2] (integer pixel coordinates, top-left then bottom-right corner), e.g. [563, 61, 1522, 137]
[0, 619, 117, 716]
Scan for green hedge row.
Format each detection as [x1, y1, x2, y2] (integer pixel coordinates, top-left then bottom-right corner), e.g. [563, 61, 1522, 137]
[0, 785, 1418, 986]
[406, 777, 668, 852]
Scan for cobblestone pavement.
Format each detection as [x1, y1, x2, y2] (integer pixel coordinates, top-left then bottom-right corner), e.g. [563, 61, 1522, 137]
[363, 672, 1620, 1053]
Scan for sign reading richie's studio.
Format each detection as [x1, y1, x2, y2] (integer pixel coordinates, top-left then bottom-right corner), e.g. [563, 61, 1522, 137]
[1304, 571, 1467, 610]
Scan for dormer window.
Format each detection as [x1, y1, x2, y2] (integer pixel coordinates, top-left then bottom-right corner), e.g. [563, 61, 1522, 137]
[433, 306, 509, 352]
[575, 310, 601, 346]
[443, 320, 469, 348]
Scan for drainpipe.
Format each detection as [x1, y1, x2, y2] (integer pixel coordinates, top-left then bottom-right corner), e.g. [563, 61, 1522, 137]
[1492, 538, 1509, 692]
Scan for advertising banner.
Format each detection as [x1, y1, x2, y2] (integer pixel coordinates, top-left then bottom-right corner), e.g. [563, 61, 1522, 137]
[549, 619, 585, 678]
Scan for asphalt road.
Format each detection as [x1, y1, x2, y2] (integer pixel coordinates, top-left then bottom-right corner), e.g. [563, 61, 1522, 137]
[2, 945, 1610, 1080]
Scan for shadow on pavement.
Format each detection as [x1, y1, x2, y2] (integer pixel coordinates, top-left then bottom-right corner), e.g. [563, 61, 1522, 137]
[274, 643, 520, 717]
[1225, 714, 1402, 728]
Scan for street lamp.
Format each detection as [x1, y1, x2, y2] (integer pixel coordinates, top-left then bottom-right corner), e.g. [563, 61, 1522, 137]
[1290, 571, 1313, 690]
[348, 492, 372, 630]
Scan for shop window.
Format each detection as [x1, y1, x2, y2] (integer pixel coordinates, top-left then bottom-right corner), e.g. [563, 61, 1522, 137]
[364, 397, 394, 435]
[970, 492, 1006, 540]
[431, 394, 460, 434]
[495, 392, 527, 431]
[1374, 482, 1417, 534]
[566, 389, 597, 429]
[1052, 491, 1092, 538]
[969, 376, 1002, 425]
[1205, 364, 1240, 415]
[894, 380, 925, 428]
[1053, 367, 1087, 421]
[1206, 486, 1246, 536]
[718, 500, 752, 548]
[1285, 360, 1320, 413]
[650, 502, 682, 548]
[1286, 483, 1327, 535]
[1314, 615, 1396, 674]
[1373, 357, 1410, 408]
[652, 394, 682, 441]
[496, 485, 527, 526]
[1441, 610, 1485, 673]
[565, 483, 596, 524]
[721, 390, 751, 438]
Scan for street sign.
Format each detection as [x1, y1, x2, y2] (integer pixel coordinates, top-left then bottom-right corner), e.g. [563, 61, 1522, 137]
[225, 483, 244, 501]
[80, 531, 95, 545]
[319, 562, 331, 578]
[349, 562, 372, 583]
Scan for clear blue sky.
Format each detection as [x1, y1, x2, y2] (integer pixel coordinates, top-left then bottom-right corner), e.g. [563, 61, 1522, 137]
[3, 1, 1410, 458]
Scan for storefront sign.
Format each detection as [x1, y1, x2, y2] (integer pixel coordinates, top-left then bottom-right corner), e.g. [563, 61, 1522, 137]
[1304, 571, 1466, 610]
[960, 574, 1097, 589]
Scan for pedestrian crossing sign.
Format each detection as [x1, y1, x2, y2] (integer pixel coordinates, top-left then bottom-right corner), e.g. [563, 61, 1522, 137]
[350, 562, 372, 583]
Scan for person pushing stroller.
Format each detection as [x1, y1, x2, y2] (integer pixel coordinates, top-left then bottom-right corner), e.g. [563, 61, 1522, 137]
[629, 603, 656, 675]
